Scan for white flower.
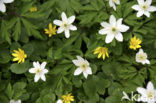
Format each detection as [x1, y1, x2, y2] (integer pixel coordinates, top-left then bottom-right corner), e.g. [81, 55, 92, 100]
[132, 0, 156, 17]
[53, 12, 77, 38]
[136, 49, 150, 65]
[29, 61, 48, 82]
[10, 100, 21, 103]
[72, 56, 92, 79]
[137, 81, 156, 103]
[99, 15, 129, 44]
[109, 0, 120, 11]
[56, 99, 63, 103]
[0, 0, 14, 13]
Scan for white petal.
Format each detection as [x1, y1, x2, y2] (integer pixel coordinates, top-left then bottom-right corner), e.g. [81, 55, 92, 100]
[101, 22, 110, 28]
[145, 59, 150, 64]
[57, 27, 64, 34]
[41, 75, 46, 81]
[10, 100, 15, 103]
[34, 75, 40, 82]
[61, 12, 67, 21]
[105, 33, 115, 43]
[109, 15, 116, 26]
[68, 16, 75, 24]
[85, 60, 90, 66]
[118, 24, 129, 32]
[74, 68, 83, 75]
[117, 18, 123, 26]
[57, 100, 63, 103]
[139, 48, 144, 53]
[86, 67, 92, 74]
[109, 0, 114, 7]
[148, 6, 156, 12]
[64, 30, 70, 38]
[137, 0, 144, 5]
[112, 4, 116, 11]
[145, 0, 152, 5]
[76, 56, 84, 61]
[70, 25, 77, 30]
[116, 0, 120, 4]
[132, 5, 141, 11]
[0, 2, 6, 13]
[43, 69, 48, 74]
[83, 71, 88, 79]
[72, 60, 80, 66]
[17, 100, 21, 103]
[99, 29, 108, 35]
[147, 81, 154, 91]
[144, 11, 150, 17]
[115, 32, 123, 42]
[53, 20, 62, 26]
[41, 62, 47, 69]
[29, 68, 36, 73]
[137, 87, 147, 96]
[137, 11, 144, 17]
[2, 0, 14, 3]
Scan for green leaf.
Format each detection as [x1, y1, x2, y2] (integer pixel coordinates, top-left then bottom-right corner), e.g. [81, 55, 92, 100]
[5, 83, 14, 99]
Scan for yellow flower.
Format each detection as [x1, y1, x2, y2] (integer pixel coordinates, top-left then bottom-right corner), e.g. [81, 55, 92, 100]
[44, 23, 57, 37]
[94, 47, 109, 60]
[30, 7, 37, 12]
[129, 36, 142, 50]
[12, 48, 27, 64]
[62, 93, 74, 103]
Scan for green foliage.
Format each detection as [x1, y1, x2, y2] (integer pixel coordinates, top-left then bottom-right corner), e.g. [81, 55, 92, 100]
[0, 0, 156, 103]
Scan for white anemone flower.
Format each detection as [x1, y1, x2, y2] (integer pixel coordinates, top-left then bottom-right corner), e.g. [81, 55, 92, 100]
[99, 15, 129, 44]
[109, 0, 120, 11]
[0, 0, 14, 13]
[29, 61, 48, 82]
[10, 100, 21, 103]
[137, 81, 156, 103]
[53, 12, 77, 38]
[72, 56, 92, 79]
[136, 49, 150, 65]
[132, 0, 156, 17]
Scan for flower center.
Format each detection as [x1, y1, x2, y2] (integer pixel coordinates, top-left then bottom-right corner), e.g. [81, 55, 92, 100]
[62, 22, 69, 29]
[113, 0, 117, 3]
[81, 64, 87, 70]
[147, 91, 154, 99]
[138, 54, 146, 61]
[35, 68, 41, 74]
[111, 27, 118, 34]
[141, 4, 148, 10]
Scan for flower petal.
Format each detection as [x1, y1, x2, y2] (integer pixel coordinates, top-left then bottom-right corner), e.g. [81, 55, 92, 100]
[0, 2, 6, 13]
[61, 12, 67, 21]
[41, 75, 46, 81]
[53, 20, 62, 26]
[137, 87, 147, 96]
[70, 25, 77, 30]
[148, 6, 156, 12]
[72, 60, 80, 66]
[83, 71, 88, 79]
[105, 33, 115, 43]
[101, 22, 110, 28]
[144, 11, 150, 17]
[65, 30, 70, 38]
[76, 56, 84, 61]
[2, 0, 14, 3]
[29, 68, 36, 73]
[74, 68, 83, 75]
[147, 81, 154, 91]
[43, 69, 48, 74]
[57, 27, 64, 33]
[57, 100, 63, 103]
[86, 67, 92, 74]
[132, 5, 141, 11]
[137, 0, 144, 5]
[99, 29, 108, 35]
[109, 15, 116, 26]
[34, 74, 40, 82]
[137, 11, 144, 17]
[68, 16, 75, 24]
[145, 0, 152, 5]
[115, 32, 123, 42]
[41, 62, 47, 69]
[118, 24, 129, 32]
[145, 59, 150, 64]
